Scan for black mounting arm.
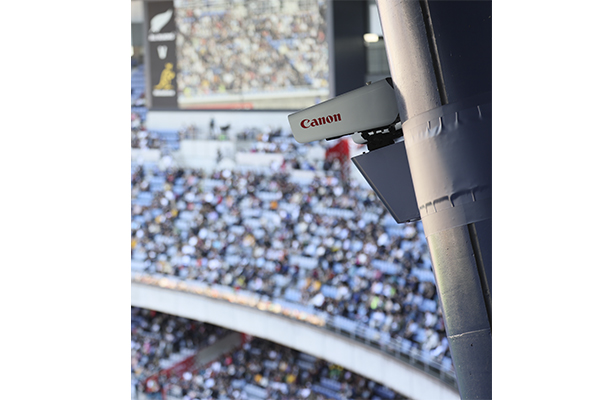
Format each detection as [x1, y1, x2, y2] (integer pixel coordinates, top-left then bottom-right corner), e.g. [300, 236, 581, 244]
[361, 119, 403, 151]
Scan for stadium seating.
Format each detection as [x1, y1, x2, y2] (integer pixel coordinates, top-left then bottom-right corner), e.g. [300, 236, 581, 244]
[131, 66, 145, 105]
[131, 308, 406, 400]
[131, 58, 457, 399]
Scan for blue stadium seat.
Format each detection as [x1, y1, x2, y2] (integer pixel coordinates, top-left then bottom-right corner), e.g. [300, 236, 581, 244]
[131, 260, 146, 271]
[321, 285, 338, 299]
[135, 191, 153, 207]
[262, 359, 278, 370]
[283, 288, 302, 303]
[372, 259, 401, 275]
[313, 384, 342, 400]
[374, 385, 397, 399]
[172, 185, 185, 196]
[320, 377, 342, 391]
[243, 384, 268, 399]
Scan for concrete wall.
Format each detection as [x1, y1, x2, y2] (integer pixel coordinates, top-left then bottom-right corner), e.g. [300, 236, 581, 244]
[132, 282, 459, 400]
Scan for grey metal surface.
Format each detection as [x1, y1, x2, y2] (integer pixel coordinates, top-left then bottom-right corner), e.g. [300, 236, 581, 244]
[351, 140, 420, 223]
[401, 93, 492, 235]
[445, 327, 492, 400]
[375, 1, 492, 398]
[427, 227, 490, 337]
[470, 219, 492, 301]
[376, 0, 441, 121]
[427, 226, 492, 399]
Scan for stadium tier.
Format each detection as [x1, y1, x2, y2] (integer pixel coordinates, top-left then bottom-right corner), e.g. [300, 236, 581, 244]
[133, 20, 459, 391]
[131, 307, 405, 400]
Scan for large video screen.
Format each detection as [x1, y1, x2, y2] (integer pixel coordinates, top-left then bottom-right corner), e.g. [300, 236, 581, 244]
[147, 0, 331, 110]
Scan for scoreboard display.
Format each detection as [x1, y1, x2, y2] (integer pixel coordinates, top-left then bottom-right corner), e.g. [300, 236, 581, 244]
[145, 0, 332, 110]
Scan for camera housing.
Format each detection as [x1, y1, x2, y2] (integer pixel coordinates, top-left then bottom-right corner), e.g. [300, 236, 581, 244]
[288, 78, 399, 143]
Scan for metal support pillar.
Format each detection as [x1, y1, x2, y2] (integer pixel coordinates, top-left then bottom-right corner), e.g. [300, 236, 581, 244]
[375, 1, 492, 398]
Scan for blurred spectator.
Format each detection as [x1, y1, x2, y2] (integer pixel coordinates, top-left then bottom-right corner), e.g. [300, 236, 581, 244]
[163, 336, 404, 400]
[131, 134, 450, 363]
[131, 307, 232, 398]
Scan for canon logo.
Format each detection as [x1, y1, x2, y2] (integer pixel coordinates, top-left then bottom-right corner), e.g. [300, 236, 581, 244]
[300, 113, 342, 129]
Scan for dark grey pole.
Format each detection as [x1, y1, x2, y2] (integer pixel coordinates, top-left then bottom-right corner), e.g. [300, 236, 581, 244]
[375, 1, 492, 398]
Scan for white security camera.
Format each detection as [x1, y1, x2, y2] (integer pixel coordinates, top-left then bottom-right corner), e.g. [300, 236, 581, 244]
[288, 78, 400, 144]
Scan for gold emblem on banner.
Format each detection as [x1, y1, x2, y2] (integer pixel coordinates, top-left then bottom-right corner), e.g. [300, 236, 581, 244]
[154, 63, 175, 90]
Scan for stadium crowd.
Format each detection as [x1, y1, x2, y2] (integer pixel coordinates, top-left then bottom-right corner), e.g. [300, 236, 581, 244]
[131, 307, 232, 398]
[174, 0, 329, 98]
[132, 128, 162, 150]
[131, 306, 401, 400]
[163, 335, 402, 400]
[131, 134, 451, 366]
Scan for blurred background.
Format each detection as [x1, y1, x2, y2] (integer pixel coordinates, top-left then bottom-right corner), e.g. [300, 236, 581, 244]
[130, 1, 458, 399]
[1, 2, 596, 399]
